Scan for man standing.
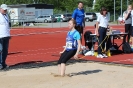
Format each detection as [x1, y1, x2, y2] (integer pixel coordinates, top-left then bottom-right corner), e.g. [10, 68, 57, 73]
[72, 1, 85, 41]
[0, 4, 10, 69]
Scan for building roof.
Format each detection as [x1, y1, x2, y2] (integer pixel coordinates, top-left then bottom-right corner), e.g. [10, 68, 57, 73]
[8, 4, 54, 9]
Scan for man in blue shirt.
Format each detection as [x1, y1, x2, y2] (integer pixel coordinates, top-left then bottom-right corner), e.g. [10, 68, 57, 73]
[72, 1, 85, 38]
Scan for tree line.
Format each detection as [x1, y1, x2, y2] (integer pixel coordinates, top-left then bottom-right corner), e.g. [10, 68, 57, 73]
[0, 0, 133, 18]
[0, 0, 93, 13]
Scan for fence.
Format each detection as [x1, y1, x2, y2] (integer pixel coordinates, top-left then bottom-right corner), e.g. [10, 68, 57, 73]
[10, 19, 115, 29]
[10, 19, 71, 29]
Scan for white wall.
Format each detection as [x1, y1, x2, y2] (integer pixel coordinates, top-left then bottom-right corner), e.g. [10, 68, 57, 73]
[8, 8, 19, 19]
[9, 7, 35, 22]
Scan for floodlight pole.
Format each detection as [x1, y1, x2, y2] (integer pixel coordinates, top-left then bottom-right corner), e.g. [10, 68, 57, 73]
[33, 0, 36, 4]
[37, 0, 40, 3]
[114, 0, 115, 22]
[121, 0, 122, 16]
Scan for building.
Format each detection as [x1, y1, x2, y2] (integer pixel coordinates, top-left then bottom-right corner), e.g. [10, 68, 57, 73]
[7, 4, 54, 23]
[8, 4, 54, 18]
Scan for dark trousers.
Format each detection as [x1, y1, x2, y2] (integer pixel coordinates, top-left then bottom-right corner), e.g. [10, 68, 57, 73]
[106, 36, 111, 52]
[125, 24, 132, 43]
[75, 25, 83, 35]
[0, 37, 10, 67]
[75, 25, 83, 43]
[98, 27, 111, 54]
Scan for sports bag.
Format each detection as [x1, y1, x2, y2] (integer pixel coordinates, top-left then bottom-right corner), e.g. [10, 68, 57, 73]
[122, 42, 132, 53]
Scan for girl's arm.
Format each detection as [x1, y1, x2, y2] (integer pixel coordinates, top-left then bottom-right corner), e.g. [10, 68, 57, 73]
[74, 39, 81, 59]
[96, 15, 100, 36]
[60, 46, 66, 54]
[95, 21, 99, 36]
[124, 11, 131, 20]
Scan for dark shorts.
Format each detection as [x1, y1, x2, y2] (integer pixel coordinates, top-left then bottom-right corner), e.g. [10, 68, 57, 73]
[75, 25, 83, 35]
[58, 50, 76, 64]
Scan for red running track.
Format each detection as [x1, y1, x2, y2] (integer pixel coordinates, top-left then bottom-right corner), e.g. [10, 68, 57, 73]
[7, 25, 133, 66]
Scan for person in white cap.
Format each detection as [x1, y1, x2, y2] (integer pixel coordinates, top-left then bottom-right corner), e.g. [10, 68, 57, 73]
[0, 4, 10, 69]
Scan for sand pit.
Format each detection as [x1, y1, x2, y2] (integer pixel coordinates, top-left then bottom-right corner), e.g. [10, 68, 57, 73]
[0, 62, 133, 88]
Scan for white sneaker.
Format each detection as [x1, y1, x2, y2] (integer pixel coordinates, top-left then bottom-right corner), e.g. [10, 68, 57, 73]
[97, 54, 104, 58]
[83, 50, 89, 54]
[91, 51, 94, 56]
[84, 51, 92, 56]
[84, 51, 94, 56]
[102, 54, 108, 58]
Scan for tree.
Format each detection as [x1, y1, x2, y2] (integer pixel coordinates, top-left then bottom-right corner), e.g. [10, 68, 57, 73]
[0, 0, 93, 13]
[94, 0, 130, 14]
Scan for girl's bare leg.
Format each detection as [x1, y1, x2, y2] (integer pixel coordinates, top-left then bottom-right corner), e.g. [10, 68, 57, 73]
[61, 63, 66, 76]
[58, 64, 61, 74]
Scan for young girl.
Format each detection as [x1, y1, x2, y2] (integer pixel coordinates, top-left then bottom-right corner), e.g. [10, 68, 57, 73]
[95, 7, 110, 58]
[123, 5, 132, 45]
[57, 19, 81, 77]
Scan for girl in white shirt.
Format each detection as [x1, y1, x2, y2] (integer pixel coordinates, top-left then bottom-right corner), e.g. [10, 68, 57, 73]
[95, 7, 110, 58]
[123, 5, 132, 44]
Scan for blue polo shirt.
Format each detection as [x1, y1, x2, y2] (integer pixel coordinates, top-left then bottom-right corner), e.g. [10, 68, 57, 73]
[72, 8, 85, 26]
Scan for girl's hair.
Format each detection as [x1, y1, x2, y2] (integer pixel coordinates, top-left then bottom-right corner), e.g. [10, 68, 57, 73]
[70, 19, 76, 25]
[128, 5, 132, 8]
[100, 7, 108, 15]
[69, 19, 77, 29]
[127, 5, 132, 10]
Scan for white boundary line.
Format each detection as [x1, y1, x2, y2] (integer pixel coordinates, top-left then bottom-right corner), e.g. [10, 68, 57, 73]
[112, 59, 133, 62]
[11, 30, 68, 37]
[8, 47, 63, 58]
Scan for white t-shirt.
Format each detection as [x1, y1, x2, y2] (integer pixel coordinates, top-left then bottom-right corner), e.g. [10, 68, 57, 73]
[131, 10, 133, 26]
[0, 13, 10, 38]
[97, 14, 109, 28]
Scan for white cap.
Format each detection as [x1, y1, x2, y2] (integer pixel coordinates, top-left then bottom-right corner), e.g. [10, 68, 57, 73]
[0, 4, 9, 10]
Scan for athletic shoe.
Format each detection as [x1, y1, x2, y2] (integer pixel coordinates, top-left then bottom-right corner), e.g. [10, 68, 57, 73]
[84, 51, 94, 56]
[3, 64, 9, 69]
[97, 54, 104, 58]
[82, 50, 89, 55]
[102, 54, 108, 58]
[0, 65, 3, 70]
[84, 51, 91, 56]
[91, 51, 94, 56]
